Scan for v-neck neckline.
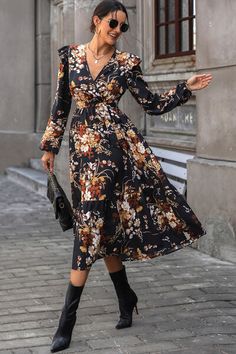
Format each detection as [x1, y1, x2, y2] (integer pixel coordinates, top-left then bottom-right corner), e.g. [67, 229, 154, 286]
[82, 44, 117, 83]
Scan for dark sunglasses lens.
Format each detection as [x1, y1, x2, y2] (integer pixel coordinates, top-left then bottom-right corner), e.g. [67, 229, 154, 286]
[108, 19, 129, 32]
[121, 23, 129, 32]
[109, 19, 118, 29]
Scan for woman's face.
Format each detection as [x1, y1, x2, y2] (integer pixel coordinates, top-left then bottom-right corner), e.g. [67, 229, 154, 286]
[94, 10, 127, 45]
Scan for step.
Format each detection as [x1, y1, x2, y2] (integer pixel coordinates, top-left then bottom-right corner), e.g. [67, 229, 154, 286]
[6, 167, 47, 197]
[30, 158, 44, 172]
[219, 246, 236, 265]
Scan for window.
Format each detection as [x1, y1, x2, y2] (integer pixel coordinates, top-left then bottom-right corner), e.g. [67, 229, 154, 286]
[155, 0, 196, 59]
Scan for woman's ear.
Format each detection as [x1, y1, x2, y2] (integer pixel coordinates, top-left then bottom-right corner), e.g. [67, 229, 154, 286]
[93, 15, 101, 27]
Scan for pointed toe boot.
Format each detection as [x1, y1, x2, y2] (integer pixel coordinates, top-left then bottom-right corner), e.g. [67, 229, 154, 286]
[109, 265, 139, 329]
[50, 282, 84, 353]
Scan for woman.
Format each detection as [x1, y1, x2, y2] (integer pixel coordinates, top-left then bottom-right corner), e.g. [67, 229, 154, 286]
[40, 0, 212, 352]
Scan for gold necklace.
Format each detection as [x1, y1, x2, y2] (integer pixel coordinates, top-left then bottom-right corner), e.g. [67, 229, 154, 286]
[87, 43, 114, 64]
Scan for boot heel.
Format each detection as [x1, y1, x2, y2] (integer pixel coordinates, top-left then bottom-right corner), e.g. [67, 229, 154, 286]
[109, 265, 139, 329]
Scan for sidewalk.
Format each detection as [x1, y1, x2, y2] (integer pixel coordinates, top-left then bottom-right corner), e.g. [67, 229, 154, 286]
[0, 174, 236, 354]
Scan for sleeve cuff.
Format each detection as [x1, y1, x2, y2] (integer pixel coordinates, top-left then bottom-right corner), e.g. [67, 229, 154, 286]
[175, 81, 193, 105]
[39, 144, 59, 155]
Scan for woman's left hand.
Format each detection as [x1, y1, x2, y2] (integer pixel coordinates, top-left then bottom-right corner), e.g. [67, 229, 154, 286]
[186, 73, 213, 91]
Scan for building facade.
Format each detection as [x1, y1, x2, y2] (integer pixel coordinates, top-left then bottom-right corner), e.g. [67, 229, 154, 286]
[1, 0, 235, 261]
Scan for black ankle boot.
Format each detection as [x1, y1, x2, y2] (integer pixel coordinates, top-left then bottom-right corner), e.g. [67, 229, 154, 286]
[50, 282, 84, 353]
[109, 265, 138, 329]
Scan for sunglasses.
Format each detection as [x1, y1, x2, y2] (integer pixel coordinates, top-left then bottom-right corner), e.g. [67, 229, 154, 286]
[102, 18, 129, 33]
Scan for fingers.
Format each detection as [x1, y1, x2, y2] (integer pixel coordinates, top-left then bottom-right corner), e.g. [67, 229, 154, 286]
[197, 74, 213, 89]
[196, 74, 213, 82]
[41, 153, 55, 174]
[201, 77, 211, 84]
[203, 77, 212, 86]
[196, 73, 212, 78]
[41, 158, 50, 173]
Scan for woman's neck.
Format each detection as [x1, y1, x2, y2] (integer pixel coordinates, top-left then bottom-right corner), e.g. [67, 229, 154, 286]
[88, 36, 115, 56]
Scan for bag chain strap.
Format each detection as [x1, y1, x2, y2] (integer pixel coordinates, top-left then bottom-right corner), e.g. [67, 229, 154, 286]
[47, 170, 60, 194]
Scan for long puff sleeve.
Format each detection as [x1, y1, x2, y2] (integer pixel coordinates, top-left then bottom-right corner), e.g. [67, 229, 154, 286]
[126, 54, 192, 116]
[39, 45, 72, 154]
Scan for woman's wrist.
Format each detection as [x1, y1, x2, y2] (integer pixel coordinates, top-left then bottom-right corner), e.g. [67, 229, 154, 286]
[185, 80, 192, 92]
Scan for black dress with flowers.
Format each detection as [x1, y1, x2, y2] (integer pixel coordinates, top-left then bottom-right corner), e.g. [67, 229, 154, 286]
[40, 44, 205, 270]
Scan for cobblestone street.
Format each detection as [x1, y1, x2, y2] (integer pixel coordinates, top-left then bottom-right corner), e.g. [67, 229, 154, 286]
[0, 174, 236, 354]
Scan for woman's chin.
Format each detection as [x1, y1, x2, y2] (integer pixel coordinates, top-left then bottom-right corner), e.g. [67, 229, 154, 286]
[107, 36, 117, 44]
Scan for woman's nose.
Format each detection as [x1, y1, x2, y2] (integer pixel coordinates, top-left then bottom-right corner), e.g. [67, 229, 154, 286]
[114, 26, 122, 34]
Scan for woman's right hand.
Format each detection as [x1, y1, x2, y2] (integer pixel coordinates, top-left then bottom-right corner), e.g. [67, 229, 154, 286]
[41, 151, 55, 174]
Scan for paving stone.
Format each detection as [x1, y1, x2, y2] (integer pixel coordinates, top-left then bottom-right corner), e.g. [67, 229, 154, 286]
[193, 325, 236, 336]
[0, 337, 52, 350]
[175, 334, 236, 347]
[88, 335, 143, 350]
[216, 344, 236, 354]
[126, 341, 179, 352]
[0, 311, 59, 325]
[11, 350, 32, 354]
[163, 347, 222, 354]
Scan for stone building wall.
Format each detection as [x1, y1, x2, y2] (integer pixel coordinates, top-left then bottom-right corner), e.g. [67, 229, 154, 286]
[0, 0, 51, 172]
[0, 0, 36, 171]
[187, 0, 236, 262]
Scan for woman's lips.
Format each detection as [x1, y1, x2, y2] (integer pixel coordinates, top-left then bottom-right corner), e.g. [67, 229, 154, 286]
[109, 33, 118, 39]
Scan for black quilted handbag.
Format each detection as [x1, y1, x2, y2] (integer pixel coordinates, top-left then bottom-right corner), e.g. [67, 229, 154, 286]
[47, 172, 73, 231]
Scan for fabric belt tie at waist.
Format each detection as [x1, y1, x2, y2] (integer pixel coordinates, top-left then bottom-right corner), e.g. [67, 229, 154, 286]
[74, 99, 127, 124]
[76, 99, 118, 110]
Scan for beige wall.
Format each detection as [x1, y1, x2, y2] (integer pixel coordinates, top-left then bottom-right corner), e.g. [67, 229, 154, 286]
[0, 0, 35, 133]
[0, 0, 50, 172]
[187, 0, 236, 262]
[195, 0, 236, 161]
[36, 0, 51, 133]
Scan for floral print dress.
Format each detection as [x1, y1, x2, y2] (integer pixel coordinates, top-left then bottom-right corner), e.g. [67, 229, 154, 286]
[40, 44, 206, 270]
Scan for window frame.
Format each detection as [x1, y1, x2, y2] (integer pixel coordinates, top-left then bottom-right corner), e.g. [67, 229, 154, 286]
[154, 0, 196, 59]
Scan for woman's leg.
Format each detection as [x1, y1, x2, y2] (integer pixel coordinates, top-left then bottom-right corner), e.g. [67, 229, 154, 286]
[103, 255, 123, 273]
[50, 268, 90, 353]
[70, 269, 90, 286]
[104, 257, 139, 329]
